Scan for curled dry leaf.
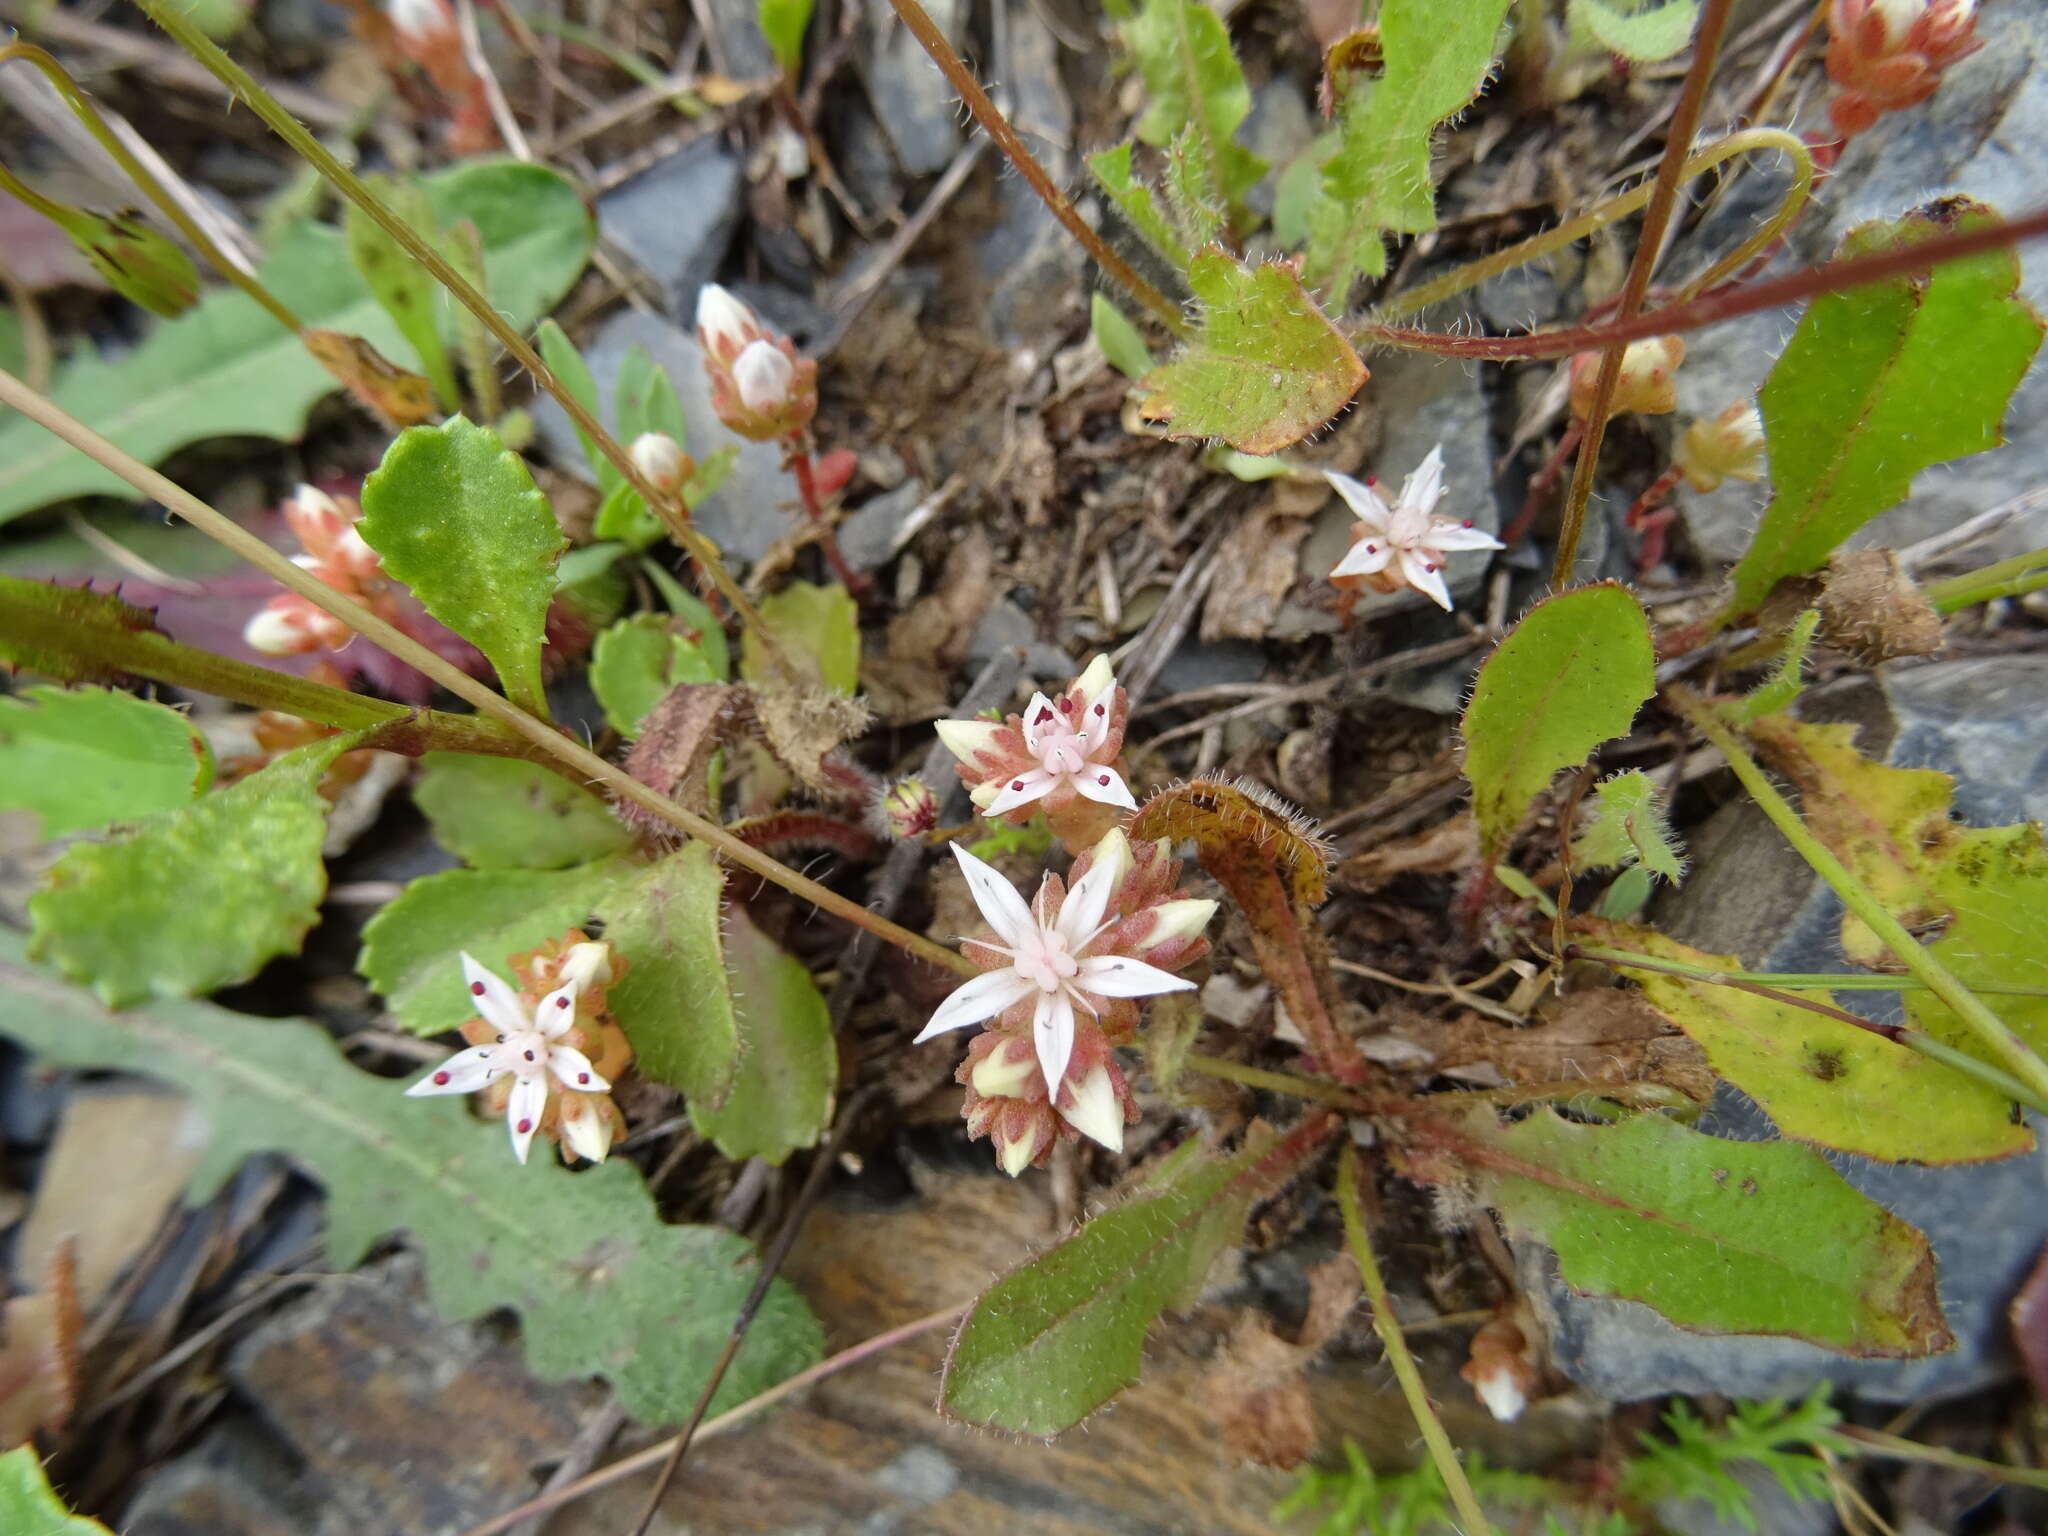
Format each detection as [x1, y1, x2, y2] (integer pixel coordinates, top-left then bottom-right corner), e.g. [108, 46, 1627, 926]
[1815, 549, 1944, 665]
[300, 329, 440, 426]
[1200, 1256, 1360, 1468]
[618, 683, 744, 823]
[1422, 987, 1714, 1102]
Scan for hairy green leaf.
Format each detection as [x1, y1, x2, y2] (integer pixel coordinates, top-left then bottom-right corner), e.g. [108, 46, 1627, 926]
[0, 685, 213, 838]
[1119, 0, 1266, 214]
[359, 416, 567, 717]
[413, 753, 631, 870]
[1091, 294, 1156, 382]
[1088, 143, 1188, 268]
[1303, 0, 1514, 304]
[1420, 1107, 1952, 1355]
[0, 932, 822, 1423]
[346, 176, 459, 409]
[28, 735, 357, 1006]
[942, 1129, 1278, 1433]
[1137, 250, 1367, 454]
[594, 844, 739, 1103]
[1587, 919, 2030, 1165]
[1734, 609, 1820, 723]
[591, 611, 730, 736]
[1162, 124, 1226, 253]
[1571, 769, 1684, 881]
[0, 159, 595, 524]
[360, 860, 635, 1036]
[0, 1447, 108, 1534]
[758, 0, 814, 73]
[690, 909, 834, 1163]
[1571, 0, 1699, 61]
[1726, 199, 2045, 619]
[741, 581, 861, 696]
[1462, 582, 1656, 865]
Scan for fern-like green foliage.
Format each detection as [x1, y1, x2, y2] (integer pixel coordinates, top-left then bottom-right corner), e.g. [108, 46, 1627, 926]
[1620, 1389, 1849, 1531]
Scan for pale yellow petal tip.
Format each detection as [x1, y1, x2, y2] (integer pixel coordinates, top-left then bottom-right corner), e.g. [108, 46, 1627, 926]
[935, 716, 1003, 762]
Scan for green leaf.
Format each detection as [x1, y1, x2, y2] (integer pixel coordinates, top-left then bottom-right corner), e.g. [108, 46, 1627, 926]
[1570, 768, 1684, 881]
[359, 415, 567, 718]
[346, 176, 459, 409]
[1588, 919, 2031, 1165]
[536, 318, 617, 493]
[1424, 1107, 1952, 1355]
[1119, 0, 1267, 214]
[60, 209, 201, 317]
[1461, 582, 1656, 865]
[413, 753, 631, 870]
[1726, 199, 2046, 619]
[758, 0, 814, 75]
[0, 685, 213, 838]
[0, 159, 595, 525]
[359, 860, 635, 1036]
[1162, 124, 1226, 253]
[1571, 0, 1699, 61]
[1088, 143, 1188, 269]
[1091, 293, 1156, 382]
[0, 1447, 109, 1535]
[1734, 608, 1820, 723]
[941, 1129, 1278, 1433]
[591, 611, 730, 736]
[28, 734, 357, 1007]
[593, 844, 739, 1102]
[0, 931, 822, 1424]
[741, 581, 861, 696]
[1303, 0, 1514, 304]
[690, 909, 835, 1163]
[1137, 250, 1368, 455]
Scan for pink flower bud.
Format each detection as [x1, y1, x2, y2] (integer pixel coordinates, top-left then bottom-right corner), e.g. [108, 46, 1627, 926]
[877, 777, 940, 840]
[733, 339, 795, 413]
[1569, 336, 1686, 420]
[1676, 402, 1767, 492]
[388, 0, 456, 46]
[694, 283, 762, 361]
[1826, 0, 1981, 139]
[629, 431, 691, 495]
[244, 604, 315, 657]
[694, 284, 817, 441]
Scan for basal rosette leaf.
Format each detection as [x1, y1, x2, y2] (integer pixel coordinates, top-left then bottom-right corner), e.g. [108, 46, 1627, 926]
[1570, 0, 1699, 61]
[0, 933, 822, 1424]
[1462, 582, 1656, 866]
[591, 610, 729, 736]
[688, 908, 834, 1163]
[412, 753, 631, 870]
[594, 844, 740, 1103]
[1570, 769, 1684, 881]
[0, 684, 213, 838]
[740, 580, 861, 697]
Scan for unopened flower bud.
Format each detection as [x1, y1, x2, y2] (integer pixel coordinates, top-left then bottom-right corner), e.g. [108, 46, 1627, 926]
[557, 1091, 617, 1164]
[695, 283, 762, 361]
[970, 1035, 1040, 1100]
[559, 940, 615, 994]
[1826, 0, 1981, 138]
[244, 605, 313, 657]
[1057, 1064, 1125, 1153]
[694, 283, 817, 441]
[1568, 335, 1686, 421]
[878, 778, 940, 840]
[629, 431, 691, 495]
[733, 340, 795, 413]
[388, 0, 457, 45]
[994, 1115, 1053, 1177]
[1676, 402, 1767, 492]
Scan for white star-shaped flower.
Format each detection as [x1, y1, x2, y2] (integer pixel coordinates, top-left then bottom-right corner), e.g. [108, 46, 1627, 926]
[915, 843, 1193, 1095]
[984, 673, 1135, 818]
[1326, 445, 1503, 611]
[405, 953, 612, 1164]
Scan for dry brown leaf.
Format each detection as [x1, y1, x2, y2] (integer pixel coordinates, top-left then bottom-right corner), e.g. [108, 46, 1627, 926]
[1200, 503, 1312, 642]
[884, 528, 993, 670]
[1425, 988, 1713, 1100]
[1199, 1257, 1358, 1468]
[618, 683, 745, 824]
[300, 330, 439, 426]
[749, 683, 873, 804]
[1335, 814, 1478, 891]
[1817, 549, 1944, 665]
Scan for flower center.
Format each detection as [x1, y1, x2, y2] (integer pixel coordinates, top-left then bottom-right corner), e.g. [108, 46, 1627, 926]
[1012, 928, 1079, 992]
[1034, 720, 1090, 777]
[502, 1029, 551, 1079]
[1388, 503, 1434, 549]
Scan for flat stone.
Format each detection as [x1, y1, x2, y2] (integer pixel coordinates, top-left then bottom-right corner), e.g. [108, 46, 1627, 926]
[1534, 656, 2048, 1404]
[838, 478, 926, 572]
[530, 308, 801, 567]
[863, 0, 966, 175]
[596, 138, 743, 317]
[124, 1419, 353, 1536]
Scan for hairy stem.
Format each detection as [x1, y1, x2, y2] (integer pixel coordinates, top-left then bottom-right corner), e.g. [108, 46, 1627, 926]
[0, 364, 972, 977]
[1553, 0, 1737, 589]
[786, 441, 867, 597]
[882, 0, 1191, 339]
[1182, 1051, 1369, 1107]
[1336, 1147, 1498, 1536]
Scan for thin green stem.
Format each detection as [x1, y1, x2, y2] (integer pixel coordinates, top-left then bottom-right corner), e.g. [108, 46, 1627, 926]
[1336, 1147, 1498, 1536]
[133, 0, 783, 668]
[1835, 1426, 2048, 1491]
[1677, 689, 2048, 1105]
[1183, 1051, 1366, 1107]
[0, 42, 302, 332]
[0, 363, 973, 978]
[1570, 944, 2048, 996]
[1925, 545, 2048, 612]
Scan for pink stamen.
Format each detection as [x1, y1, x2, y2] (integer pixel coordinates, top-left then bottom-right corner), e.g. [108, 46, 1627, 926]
[471, 982, 486, 996]
[577, 1072, 591, 1084]
[433, 1070, 450, 1085]
[516, 1118, 533, 1133]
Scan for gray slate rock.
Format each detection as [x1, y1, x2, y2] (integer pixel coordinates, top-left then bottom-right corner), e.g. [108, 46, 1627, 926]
[864, 0, 966, 175]
[530, 308, 800, 567]
[596, 138, 743, 316]
[1532, 655, 2048, 1404]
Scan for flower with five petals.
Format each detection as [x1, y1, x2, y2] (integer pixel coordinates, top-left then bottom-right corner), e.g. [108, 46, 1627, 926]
[1326, 446, 1502, 611]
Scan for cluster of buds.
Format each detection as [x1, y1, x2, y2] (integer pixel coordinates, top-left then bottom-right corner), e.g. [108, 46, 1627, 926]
[243, 486, 407, 659]
[1674, 401, 1768, 493]
[406, 931, 631, 1165]
[917, 834, 1215, 1175]
[936, 655, 1134, 854]
[875, 777, 941, 841]
[1825, 0, 1982, 140]
[695, 285, 818, 443]
[1567, 335, 1686, 421]
[1326, 444, 1503, 612]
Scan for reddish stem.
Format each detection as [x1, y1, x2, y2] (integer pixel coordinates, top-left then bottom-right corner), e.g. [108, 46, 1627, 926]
[1503, 418, 1585, 545]
[786, 440, 870, 598]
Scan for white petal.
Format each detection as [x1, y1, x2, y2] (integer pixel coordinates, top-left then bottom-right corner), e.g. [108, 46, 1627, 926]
[948, 842, 1037, 945]
[1472, 1366, 1527, 1423]
[1056, 840, 1123, 951]
[1018, 691, 1058, 754]
[1427, 521, 1505, 553]
[982, 768, 1057, 817]
[1057, 1065, 1124, 1153]
[547, 1044, 610, 1093]
[934, 716, 1005, 762]
[1400, 444, 1447, 517]
[1402, 548, 1454, 611]
[535, 981, 581, 1038]
[695, 283, 756, 350]
[915, 967, 1039, 1043]
[505, 1076, 548, 1164]
[1076, 954, 1197, 999]
[558, 1095, 615, 1164]
[1329, 538, 1395, 579]
[1070, 766, 1138, 810]
[459, 953, 532, 1037]
[1033, 991, 1076, 1095]
[404, 1044, 500, 1096]
[1324, 470, 1391, 533]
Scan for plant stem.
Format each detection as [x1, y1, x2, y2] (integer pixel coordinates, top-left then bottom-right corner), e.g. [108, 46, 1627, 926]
[133, 0, 786, 671]
[786, 440, 867, 596]
[1336, 1147, 1498, 1536]
[1835, 1426, 2048, 1492]
[1183, 1051, 1368, 1107]
[1677, 690, 2048, 1105]
[1553, 0, 1736, 590]
[882, 0, 1191, 340]
[1925, 545, 2048, 612]
[0, 363, 972, 978]
[1568, 945, 2048, 996]
[1357, 203, 2048, 364]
